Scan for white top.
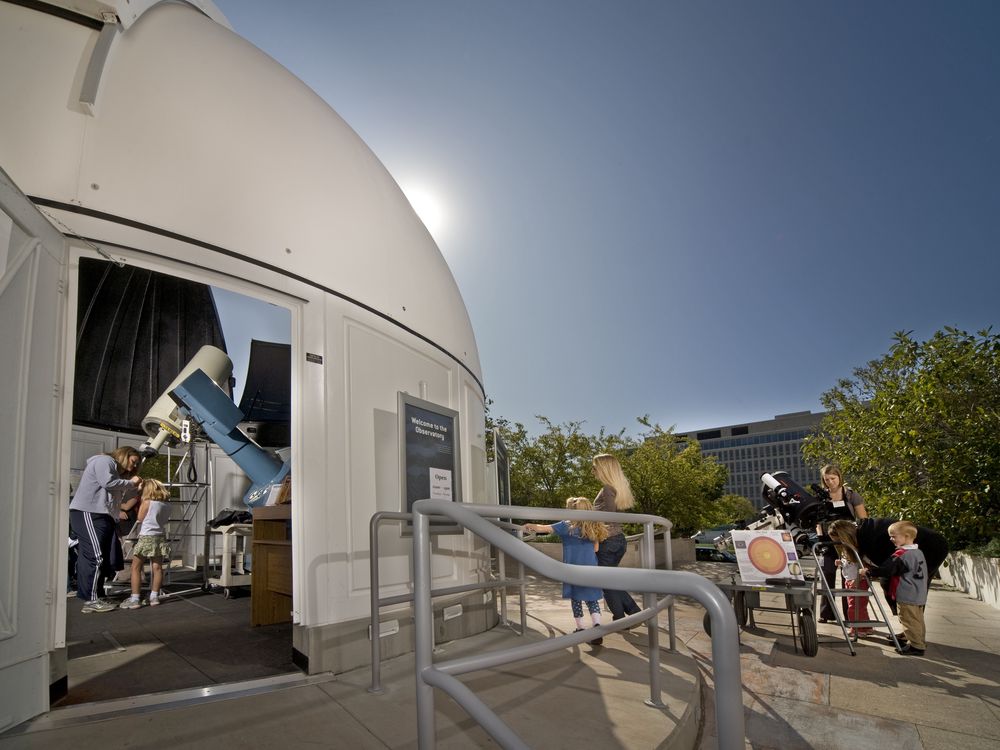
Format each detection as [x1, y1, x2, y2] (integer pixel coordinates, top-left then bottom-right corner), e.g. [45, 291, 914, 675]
[139, 499, 171, 537]
[841, 558, 860, 581]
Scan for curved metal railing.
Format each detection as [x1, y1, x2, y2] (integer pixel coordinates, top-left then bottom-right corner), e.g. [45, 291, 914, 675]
[368, 507, 677, 693]
[409, 500, 744, 750]
[368, 510, 530, 693]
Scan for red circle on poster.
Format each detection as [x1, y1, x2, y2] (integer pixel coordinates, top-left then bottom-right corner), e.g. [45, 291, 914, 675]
[747, 537, 787, 575]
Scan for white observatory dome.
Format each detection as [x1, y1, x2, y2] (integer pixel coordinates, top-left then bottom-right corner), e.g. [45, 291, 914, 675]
[0, 0, 482, 382]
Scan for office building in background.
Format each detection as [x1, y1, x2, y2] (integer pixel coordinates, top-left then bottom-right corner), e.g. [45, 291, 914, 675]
[677, 411, 825, 509]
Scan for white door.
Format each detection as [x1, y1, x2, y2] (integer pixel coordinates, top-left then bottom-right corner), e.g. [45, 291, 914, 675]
[0, 168, 68, 731]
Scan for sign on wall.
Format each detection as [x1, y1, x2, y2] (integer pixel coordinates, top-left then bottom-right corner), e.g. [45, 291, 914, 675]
[398, 392, 462, 534]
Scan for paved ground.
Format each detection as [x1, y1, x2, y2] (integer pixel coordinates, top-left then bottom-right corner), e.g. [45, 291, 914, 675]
[2, 562, 999, 749]
[675, 565, 1000, 749]
[59, 580, 295, 705]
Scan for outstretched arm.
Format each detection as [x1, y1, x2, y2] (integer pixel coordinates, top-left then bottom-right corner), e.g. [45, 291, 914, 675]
[862, 555, 904, 579]
[524, 523, 554, 534]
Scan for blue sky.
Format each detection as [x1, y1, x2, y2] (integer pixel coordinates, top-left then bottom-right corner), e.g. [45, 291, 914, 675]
[213, 1, 1000, 435]
[212, 288, 290, 405]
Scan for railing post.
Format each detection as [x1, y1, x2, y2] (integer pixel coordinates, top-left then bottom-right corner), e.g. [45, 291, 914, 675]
[519, 551, 527, 635]
[412, 508, 436, 749]
[704, 593, 744, 750]
[369, 513, 383, 693]
[499, 537, 509, 626]
[642, 522, 665, 707]
[664, 528, 676, 651]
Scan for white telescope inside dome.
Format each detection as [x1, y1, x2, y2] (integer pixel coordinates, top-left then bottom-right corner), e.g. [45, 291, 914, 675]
[140, 345, 233, 454]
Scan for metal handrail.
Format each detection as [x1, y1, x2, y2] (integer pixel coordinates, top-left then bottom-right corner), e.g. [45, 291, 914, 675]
[368, 507, 676, 694]
[368, 511, 531, 693]
[411, 500, 744, 750]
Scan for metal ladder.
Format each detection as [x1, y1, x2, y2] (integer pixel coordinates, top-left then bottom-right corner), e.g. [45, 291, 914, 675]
[811, 541, 903, 656]
[160, 442, 213, 594]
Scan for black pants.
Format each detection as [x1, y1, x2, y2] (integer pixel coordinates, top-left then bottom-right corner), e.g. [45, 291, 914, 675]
[596, 533, 641, 619]
[69, 509, 116, 602]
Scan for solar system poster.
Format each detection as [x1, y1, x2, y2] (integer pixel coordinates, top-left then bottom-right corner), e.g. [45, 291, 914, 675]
[730, 530, 804, 584]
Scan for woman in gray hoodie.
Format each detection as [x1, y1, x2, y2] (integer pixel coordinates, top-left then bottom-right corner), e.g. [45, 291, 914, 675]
[70, 447, 143, 612]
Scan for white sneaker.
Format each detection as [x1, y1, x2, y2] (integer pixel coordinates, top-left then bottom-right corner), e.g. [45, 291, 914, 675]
[81, 599, 117, 613]
[119, 598, 142, 610]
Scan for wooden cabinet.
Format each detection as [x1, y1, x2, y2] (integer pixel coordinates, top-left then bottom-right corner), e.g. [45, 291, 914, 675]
[251, 505, 292, 626]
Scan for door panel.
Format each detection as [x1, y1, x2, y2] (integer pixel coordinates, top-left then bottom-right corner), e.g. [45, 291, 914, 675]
[0, 168, 68, 730]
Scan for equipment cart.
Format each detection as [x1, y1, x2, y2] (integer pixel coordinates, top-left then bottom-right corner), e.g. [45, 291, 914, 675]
[699, 470, 903, 657]
[703, 541, 903, 657]
[203, 522, 253, 598]
[703, 575, 820, 656]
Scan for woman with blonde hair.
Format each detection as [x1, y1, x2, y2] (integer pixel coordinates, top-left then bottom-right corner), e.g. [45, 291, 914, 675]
[526, 497, 610, 645]
[591, 453, 641, 621]
[69, 446, 144, 613]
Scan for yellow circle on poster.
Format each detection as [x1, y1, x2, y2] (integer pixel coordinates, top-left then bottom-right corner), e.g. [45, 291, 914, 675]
[747, 537, 787, 575]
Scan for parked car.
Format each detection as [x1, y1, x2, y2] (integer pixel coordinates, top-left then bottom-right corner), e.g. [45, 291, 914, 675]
[695, 546, 738, 563]
[690, 524, 738, 546]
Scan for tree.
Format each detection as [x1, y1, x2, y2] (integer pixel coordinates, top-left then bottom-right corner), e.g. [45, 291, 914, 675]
[500, 417, 626, 508]
[701, 494, 758, 530]
[622, 419, 729, 535]
[802, 327, 1000, 546]
[487, 412, 747, 535]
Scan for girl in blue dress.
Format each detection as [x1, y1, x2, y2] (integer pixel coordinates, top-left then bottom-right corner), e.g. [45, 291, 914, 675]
[526, 497, 610, 645]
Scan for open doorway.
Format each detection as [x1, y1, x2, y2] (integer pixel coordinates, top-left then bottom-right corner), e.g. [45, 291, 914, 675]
[59, 257, 298, 706]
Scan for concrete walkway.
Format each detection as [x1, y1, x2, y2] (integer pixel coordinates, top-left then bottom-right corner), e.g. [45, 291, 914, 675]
[678, 567, 1000, 749]
[0, 579, 702, 749]
[2, 563, 999, 749]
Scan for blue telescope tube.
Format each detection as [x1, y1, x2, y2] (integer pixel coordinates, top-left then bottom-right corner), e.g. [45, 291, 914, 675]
[169, 368, 289, 505]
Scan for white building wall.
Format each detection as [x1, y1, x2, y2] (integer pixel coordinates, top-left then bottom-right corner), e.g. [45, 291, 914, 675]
[3, 0, 495, 692]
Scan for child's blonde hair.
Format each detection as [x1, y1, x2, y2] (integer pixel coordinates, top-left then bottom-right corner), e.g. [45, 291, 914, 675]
[592, 453, 635, 509]
[142, 478, 170, 502]
[888, 520, 917, 541]
[566, 497, 609, 543]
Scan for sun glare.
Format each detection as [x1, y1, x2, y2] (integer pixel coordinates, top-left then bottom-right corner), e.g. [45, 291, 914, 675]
[401, 184, 446, 239]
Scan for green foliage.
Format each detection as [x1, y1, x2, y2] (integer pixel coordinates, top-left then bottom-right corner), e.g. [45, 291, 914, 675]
[802, 327, 1000, 546]
[623, 418, 731, 535]
[964, 537, 1000, 559]
[702, 494, 758, 529]
[487, 412, 751, 536]
[530, 533, 562, 543]
[138, 454, 169, 482]
[498, 416, 626, 509]
[136, 455, 181, 498]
